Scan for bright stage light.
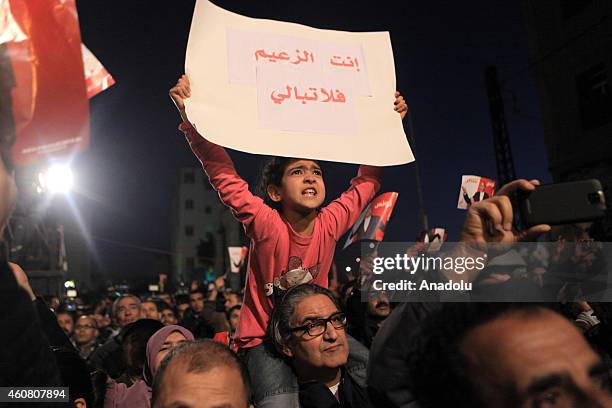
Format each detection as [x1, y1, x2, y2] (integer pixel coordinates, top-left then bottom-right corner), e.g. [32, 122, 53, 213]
[39, 164, 74, 193]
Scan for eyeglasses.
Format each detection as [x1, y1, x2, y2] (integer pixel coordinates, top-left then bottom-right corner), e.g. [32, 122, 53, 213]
[75, 324, 96, 330]
[289, 312, 347, 337]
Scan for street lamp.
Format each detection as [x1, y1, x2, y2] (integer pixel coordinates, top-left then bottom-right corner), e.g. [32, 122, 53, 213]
[38, 164, 74, 194]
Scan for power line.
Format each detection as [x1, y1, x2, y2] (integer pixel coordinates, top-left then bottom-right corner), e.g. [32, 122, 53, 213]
[64, 229, 219, 261]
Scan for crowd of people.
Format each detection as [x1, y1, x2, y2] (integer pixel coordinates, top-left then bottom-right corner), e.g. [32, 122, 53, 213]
[0, 74, 610, 408]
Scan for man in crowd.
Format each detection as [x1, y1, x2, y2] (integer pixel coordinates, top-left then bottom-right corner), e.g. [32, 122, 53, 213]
[151, 339, 252, 408]
[141, 298, 161, 320]
[56, 310, 75, 337]
[189, 286, 206, 315]
[224, 291, 242, 311]
[268, 284, 371, 407]
[158, 293, 174, 308]
[181, 285, 227, 338]
[159, 302, 179, 326]
[73, 315, 101, 360]
[114, 294, 142, 331]
[408, 303, 612, 408]
[213, 304, 242, 352]
[228, 304, 241, 333]
[175, 294, 190, 321]
[89, 293, 143, 378]
[346, 288, 392, 349]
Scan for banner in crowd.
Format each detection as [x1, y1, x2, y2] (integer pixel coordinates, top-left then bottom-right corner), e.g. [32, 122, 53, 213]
[184, 0, 414, 166]
[1, 0, 89, 167]
[457, 175, 496, 209]
[344, 192, 398, 249]
[228, 246, 248, 273]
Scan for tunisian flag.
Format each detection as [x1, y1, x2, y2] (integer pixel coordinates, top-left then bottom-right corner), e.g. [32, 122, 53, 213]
[4, 0, 88, 167]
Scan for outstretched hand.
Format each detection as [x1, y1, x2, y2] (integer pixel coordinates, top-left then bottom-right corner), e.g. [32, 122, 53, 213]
[459, 179, 551, 246]
[169, 75, 191, 122]
[394, 91, 408, 120]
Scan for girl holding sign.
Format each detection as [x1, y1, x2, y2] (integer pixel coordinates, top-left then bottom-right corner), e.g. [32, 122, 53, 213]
[170, 74, 406, 407]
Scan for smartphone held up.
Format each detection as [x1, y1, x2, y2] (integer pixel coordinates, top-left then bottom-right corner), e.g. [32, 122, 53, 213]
[518, 179, 606, 227]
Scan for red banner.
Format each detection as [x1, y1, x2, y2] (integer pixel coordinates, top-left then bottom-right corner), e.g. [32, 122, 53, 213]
[344, 192, 398, 249]
[5, 0, 88, 167]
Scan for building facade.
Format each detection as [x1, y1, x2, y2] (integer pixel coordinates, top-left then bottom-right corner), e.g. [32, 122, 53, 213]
[171, 166, 243, 284]
[522, 0, 612, 237]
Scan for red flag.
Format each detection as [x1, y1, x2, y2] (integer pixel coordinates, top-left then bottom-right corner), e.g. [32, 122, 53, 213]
[5, 0, 88, 166]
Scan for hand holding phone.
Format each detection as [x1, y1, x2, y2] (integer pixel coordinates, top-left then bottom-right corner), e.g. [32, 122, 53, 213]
[519, 179, 606, 227]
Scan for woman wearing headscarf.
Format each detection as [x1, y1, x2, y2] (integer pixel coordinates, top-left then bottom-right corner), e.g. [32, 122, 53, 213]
[105, 325, 194, 407]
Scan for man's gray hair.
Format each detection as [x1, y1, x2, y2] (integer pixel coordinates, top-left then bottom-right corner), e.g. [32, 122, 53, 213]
[267, 283, 341, 357]
[151, 339, 251, 407]
[112, 293, 141, 318]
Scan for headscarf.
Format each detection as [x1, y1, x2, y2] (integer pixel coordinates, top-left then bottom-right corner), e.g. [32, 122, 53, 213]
[143, 325, 194, 385]
[105, 325, 194, 408]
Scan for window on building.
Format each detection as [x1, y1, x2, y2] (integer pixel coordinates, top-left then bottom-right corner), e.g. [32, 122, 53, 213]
[576, 63, 612, 131]
[205, 205, 212, 214]
[185, 257, 195, 269]
[185, 225, 194, 236]
[560, 0, 592, 20]
[185, 199, 194, 210]
[183, 171, 195, 184]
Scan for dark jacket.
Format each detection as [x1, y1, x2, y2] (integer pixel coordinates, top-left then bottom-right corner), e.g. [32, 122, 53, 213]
[367, 303, 440, 408]
[89, 332, 124, 379]
[299, 368, 372, 408]
[345, 288, 381, 349]
[180, 302, 226, 338]
[0, 260, 63, 387]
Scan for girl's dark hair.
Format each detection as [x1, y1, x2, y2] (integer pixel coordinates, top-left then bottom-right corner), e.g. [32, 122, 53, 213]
[257, 157, 299, 211]
[257, 157, 322, 211]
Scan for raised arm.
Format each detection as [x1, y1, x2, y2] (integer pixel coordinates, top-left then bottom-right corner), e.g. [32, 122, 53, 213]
[320, 165, 383, 240]
[170, 76, 276, 239]
[319, 91, 407, 240]
[440, 179, 552, 284]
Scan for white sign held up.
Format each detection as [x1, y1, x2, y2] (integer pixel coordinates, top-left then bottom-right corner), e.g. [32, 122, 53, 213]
[185, 0, 414, 166]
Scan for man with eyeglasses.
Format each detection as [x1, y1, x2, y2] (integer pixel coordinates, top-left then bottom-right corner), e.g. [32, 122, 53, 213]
[73, 315, 100, 360]
[268, 284, 373, 408]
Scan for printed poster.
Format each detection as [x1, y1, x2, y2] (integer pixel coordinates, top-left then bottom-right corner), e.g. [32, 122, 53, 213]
[344, 192, 398, 249]
[457, 175, 496, 209]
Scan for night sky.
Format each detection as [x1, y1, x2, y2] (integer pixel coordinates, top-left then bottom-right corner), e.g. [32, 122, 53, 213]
[71, 0, 551, 283]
